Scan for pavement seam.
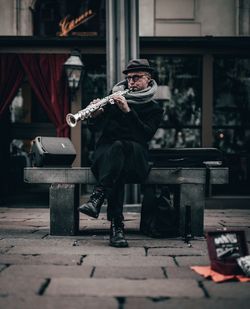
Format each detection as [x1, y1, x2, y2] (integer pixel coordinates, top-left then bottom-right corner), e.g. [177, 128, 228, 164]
[37, 278, 51, 296]
[172, 256, 180, 266]
[116, 296, 126, 309]
[77, 254, 87, 265]
[0, 264, 10, 273]
[198, 280, 210, 298]
[90, 266, 96, 277]
[161, 266, 168, 278]
[149, 296, 171, 303]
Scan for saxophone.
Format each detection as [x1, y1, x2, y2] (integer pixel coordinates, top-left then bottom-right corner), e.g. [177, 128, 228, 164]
[66, 89, 130, 128]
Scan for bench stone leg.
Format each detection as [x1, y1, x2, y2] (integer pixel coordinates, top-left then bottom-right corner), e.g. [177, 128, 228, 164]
[50, 183, 79, 236]
[179, 184, 205, 237]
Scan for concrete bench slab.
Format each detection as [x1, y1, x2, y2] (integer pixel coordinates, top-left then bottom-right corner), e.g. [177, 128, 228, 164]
[24, 167, 228, 237]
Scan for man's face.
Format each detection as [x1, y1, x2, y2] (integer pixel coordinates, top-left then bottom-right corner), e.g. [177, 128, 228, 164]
[126, 71, 151, 91]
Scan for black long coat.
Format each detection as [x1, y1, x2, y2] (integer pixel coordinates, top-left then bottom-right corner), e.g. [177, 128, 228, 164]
[87, 99, 163, 183]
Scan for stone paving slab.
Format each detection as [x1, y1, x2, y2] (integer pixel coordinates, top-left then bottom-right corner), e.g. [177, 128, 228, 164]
[0, 254, 82, 265]
[205, 209, 250, 215]
[164, 266, 203, 279]
[188, 240, 208, 250]
[107, 238, 207, 248]
[219, 222, 250, 227]
[0, 212, 47, 219]
[147, 247, 205, 256]
[124, 298, 250, 309]
[8, 245, 145, 256]
[204, 213, 250, 222]
[82, 255, 175, 267]
[79, 216, 140, 230]
[0, 220, 48, 228]
[0, 218, 41, 222]
[79, 230, 149, 240]
[221, 216, 250, 220]
[175, 255, 210, 266]
[46, 278, 204, 297]
[0, 238, 78, 246]
[0, 295, 118, 309]
[0, 210, 48, 219]
[0, 207, 250, 309]
[0, 225, 38, 231]
[0, 230, 49, 239]
[93, 266, 166, 279]
[203, 281, 250, 298]
[0, 276, 45, 296]
[1, 264, 93, 278]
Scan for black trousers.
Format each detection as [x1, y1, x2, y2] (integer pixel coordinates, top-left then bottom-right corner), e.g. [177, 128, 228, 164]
[91, 140, 150, 220]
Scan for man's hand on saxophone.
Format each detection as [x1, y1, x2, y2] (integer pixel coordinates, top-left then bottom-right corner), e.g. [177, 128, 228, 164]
[112, 94, 131, 113]
[89, 93, 130, 117]
[88, 99, 104, 118]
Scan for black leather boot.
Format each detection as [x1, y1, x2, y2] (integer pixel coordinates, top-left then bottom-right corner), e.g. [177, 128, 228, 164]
[78, 187, 105, 218]
[109, 218, 128, 248]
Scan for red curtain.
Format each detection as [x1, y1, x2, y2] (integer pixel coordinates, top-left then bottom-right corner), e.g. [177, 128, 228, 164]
[0, 54, 24, 117]
[19, 54, 70, 137]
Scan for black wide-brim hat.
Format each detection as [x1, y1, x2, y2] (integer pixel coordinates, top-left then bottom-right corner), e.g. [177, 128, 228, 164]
[122, 59, 155, 74]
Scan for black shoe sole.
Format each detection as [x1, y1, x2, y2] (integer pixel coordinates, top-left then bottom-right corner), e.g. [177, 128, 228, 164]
[109, 241, 129, 248]
[78, 205, 99, 219]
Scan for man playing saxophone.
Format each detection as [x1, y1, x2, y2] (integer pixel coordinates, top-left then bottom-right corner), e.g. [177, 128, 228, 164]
[79, 59, 163, 247]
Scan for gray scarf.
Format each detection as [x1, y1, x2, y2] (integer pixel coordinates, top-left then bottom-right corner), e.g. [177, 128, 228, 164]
[112, 79, 158, 104]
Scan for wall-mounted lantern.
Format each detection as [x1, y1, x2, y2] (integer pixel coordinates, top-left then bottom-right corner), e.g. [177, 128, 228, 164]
[64, 50, 85, 93]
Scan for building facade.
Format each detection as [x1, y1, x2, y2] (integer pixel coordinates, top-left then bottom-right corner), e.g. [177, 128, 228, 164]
[0, 0, 250, 206]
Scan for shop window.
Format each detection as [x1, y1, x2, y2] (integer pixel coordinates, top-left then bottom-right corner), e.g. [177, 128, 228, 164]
[33, 0, 106, 37]
[213, 57, 250, 195]
[81, 55, 107, 108]
[9, 78, 55, 184]
[10, 80, 50, 124]
[145, 55, 202, 149]
[10, 88, 25, 123]
[80, 54, 106, 166]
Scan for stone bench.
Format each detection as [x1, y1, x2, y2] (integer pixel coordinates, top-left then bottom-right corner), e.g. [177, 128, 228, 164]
[24, 167, 228, 237]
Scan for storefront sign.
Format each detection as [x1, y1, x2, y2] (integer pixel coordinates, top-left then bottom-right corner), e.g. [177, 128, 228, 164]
[58, 9, 95, 37]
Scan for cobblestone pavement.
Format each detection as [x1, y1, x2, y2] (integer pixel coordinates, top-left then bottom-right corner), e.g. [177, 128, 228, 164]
[0, 207, 249, 309]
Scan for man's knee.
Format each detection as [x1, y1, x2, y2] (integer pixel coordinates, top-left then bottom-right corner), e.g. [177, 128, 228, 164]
[111, 140, 123, 150]
[109, 140, 124, 156]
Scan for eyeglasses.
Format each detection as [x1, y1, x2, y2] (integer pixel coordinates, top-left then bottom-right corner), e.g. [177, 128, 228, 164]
[126, 74, 146, 82]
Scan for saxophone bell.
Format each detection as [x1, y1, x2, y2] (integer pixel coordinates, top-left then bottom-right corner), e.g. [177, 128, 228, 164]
[66, 113, 78, 128]
[65, 89, 130, 127]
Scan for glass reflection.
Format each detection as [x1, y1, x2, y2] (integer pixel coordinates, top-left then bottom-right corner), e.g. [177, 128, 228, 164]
[213, 129, 246, 154]
[149, 128, 201, 149]
[146, 55, 202, 148]
[82, 56, 106, 108]
[214, 58, 250, 127]
[82, 55, 106, 166]
[213, 57, 250, 195]
[213, 57, 250, 154]
[10, 89, 24, 123]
